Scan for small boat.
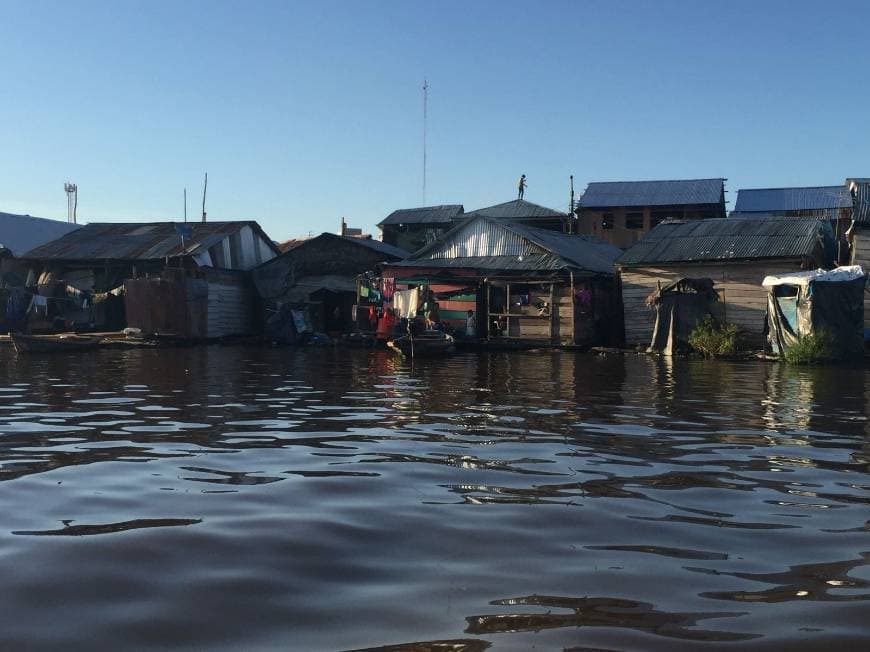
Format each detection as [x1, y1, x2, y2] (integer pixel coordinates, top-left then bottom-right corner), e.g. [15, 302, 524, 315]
[342, 332, 378, 348]
[387, 331, 455, 357]
[11, 333, 102, 354]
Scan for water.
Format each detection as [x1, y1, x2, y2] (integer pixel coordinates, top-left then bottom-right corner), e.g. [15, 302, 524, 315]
[0, 346, 867, 651]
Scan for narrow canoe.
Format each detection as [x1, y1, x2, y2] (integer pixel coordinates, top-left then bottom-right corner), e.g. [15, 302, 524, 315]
[11, 333, 102, 354]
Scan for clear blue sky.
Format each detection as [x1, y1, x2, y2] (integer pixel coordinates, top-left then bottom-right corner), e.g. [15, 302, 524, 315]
[1, 0, 867, 242]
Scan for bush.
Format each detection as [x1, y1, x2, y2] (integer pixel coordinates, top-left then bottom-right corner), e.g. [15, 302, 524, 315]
[688, 315, 742, 358]
[782, 330, 834, 365]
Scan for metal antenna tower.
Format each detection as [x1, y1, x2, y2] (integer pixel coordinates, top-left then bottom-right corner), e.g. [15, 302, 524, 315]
[422, 79, 428, 205]
[64, 182, 78, 224]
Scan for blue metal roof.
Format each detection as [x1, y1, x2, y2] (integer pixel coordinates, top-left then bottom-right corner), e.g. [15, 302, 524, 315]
[734, 186, 852, 212]
[579, 179, 725, 208]
[0, 212, 80, 257]
[378, 204, 464, 227]
[618, 216, 834, 266]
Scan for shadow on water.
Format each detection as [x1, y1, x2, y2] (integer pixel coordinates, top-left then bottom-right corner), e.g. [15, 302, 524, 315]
[13, 518, 202, 536]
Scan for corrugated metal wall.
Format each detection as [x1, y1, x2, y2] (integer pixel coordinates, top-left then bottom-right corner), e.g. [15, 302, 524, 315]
[424, 221, 541, 259]
[207, 277, 253, 338]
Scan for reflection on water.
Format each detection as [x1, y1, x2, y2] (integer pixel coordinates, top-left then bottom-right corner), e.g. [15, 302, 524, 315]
[13, 518, 202, 537]
[465, 594, 755, 642]
[0, 346, 867, 651]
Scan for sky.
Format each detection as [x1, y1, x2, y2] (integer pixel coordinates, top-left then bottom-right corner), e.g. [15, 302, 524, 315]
[0, 0, 868, 242]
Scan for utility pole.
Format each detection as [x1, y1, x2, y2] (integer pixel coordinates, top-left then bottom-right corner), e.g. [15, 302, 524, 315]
[569, 175, 575, 234]
[184, 188, 188, 223]
[422, 79, 428, 206]
[201, 172, 208, 223]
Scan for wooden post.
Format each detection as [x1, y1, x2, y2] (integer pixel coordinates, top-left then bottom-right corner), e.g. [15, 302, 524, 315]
[549, 282, 557, 345]
[569, 271, 575, 345]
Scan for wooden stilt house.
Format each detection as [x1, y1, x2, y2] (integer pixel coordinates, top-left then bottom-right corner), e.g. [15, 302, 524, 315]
[380, 215, 623, 347]
[617, 216, 836, 347]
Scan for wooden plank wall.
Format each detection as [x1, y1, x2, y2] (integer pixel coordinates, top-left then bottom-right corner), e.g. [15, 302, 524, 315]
[620, 261, 799, 346]
[557, 286, 574, 345]
[850, 228, 870, 328]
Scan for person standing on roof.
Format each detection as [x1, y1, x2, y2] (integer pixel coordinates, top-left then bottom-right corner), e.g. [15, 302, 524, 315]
[517, 174, 527, 200]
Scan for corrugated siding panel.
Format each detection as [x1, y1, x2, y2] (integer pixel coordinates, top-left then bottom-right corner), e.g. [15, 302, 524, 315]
[852, 181, 870, 225]
[423, 220, 541, 259]
[207, 280, 253, 338]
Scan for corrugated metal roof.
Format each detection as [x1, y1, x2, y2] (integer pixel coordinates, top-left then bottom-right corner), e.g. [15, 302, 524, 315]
[618, 216, 833, 267]
[729, 209, 843, 220]
[579, 179, 725, 208]
[394, 215, 620, 275]
[849, 180, 870, 225]
[733, 186, 852, 212]
[0, 212, 81, 257]
[22, 221, 279, 261]
[342, 235, 409, 258]
[466, 199, 567, 220]
[378, 204, 464, 227]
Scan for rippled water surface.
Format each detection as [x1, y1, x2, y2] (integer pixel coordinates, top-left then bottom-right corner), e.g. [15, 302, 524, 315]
[0, 346, 867, 651]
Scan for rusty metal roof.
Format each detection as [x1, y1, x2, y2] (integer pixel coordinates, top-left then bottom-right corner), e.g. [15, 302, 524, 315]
[618, 216, 834, 267]
[22, 221, 279, 261]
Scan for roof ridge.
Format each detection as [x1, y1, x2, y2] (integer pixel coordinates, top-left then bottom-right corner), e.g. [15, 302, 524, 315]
[585, 178, 725, 185]
[0, 211, 71, 224]
[737, 185, 848, 192]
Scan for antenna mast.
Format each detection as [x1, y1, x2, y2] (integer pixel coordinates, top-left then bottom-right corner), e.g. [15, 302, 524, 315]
[569, 175, 575, 234]
[64, 182, 78, 224]
[422, 79, 428, 205]
[184, 188, 188, 223]
[201, 172, 208, 223]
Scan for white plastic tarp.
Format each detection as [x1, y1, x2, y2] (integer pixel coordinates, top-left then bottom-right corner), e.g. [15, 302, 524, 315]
[762, 265, 865, 288]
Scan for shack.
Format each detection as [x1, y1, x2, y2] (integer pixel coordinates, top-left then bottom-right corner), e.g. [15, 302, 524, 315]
[252, 232, 407, 340]
[379, 215, 623, 347]
[847, 178, 870, 334]
[377, 205, 464, 253]
[763, 266, 866, 359]
[1, 213, 81, 332]
[577, 179, 726, 249]
[21, 221, 279, 336]
[732, 184, 854, 263]
[617, 216, 836, 346]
